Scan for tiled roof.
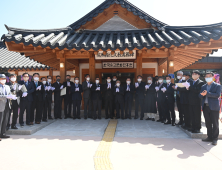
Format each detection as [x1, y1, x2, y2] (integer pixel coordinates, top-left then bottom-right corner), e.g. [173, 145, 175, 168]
[2, 23, 222, 51]
[0, 41, 49, 70]
[68, 0, 167, 31]
[197, 56, 222, 63]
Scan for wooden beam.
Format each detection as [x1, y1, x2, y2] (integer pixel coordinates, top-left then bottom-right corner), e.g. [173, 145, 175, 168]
[89, 52, 95, 82]
[136, 50, 142, 76]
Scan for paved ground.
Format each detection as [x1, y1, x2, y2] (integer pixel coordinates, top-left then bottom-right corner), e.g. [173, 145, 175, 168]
[1, 118, 222, 170]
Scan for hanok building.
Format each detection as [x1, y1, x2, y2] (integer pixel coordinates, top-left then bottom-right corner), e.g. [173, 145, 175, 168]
[1, 0, 222, 84]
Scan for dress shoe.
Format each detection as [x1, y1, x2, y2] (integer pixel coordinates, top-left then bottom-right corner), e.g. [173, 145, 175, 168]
[6, 126, 10, 131]
[156, 119, 162, 122]
[105, 116, 109, 119]
[77, 117, 81, 119]
[146, 117, 152, 120]
[0, 138, 1, 141]
[35, 122, 40, 124]
[98, 117, 101, 120]
[140, 117, 143, 120]
[187, 127, 192, 131]
[93, 117, 97, 120]
[152, 118, 155, 121]
[64, 117, 68, 119]
[116, 116, 120, 119]
[84, 116, 87, 119]
[212, 140, 217, 146]
[176, 121, 183, 125]
[11, 125, 18, 129]
[26, 123, 32, 126]
[192, 130, 201, 133]
[73, 117, 76, 120]
[20, 124, 24, 127]
[1, 134, 10, 138]
[134, 116, 138, 119]
[164, 121, 171, 125]
[161, 120, 165, 123]
[128, 117, 132, 119]
[42, 120, 47, 122]
[202, 137, 212, 142]
[88, 115, 93, 119]
[121, 117, 125, 120]
[172, 122, 176, 126]
[59, 117, 62, 119]
[48, 117, 53, 120]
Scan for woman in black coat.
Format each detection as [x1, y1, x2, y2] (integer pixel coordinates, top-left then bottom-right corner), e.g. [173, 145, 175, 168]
[144, 76, 157, 121]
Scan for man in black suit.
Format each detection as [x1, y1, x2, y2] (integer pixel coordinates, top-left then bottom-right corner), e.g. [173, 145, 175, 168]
[46, 76, 53, 119]
[53, 75, 63, 119]
[135, 75, 145, 120]
[91, 77, 102, 120]
[175, 72, 192, 130]
[114, 80, 124, 119]
[6, 74, 22, 129]
[63, 75, 74, 119]
[31, 73, 44, 124]
[156, 76, 167, 123]
[19, 73, 35, 127]
[199, 72, 221, 145]
[111, 75, 117, 116]
[82, 74, 93, 119]
[165, 75, 175, 126]
[124, 78, 134, 119]
[71, 77, 82, 119]
[103, 77, 114, 119]
[175, 71, 184, 125]
[187, 70, 204, 133]
[41, 77, 48, 122]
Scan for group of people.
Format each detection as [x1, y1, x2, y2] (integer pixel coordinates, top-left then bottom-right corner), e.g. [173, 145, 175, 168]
[0, 70, 221, 145]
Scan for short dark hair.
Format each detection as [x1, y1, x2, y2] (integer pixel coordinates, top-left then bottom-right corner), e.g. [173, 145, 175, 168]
[41, 77, 46, 80]
[85, 74, 90, 77]
[33, 73, 40, 76]
[66, 75, 71, 77]
[56, 75, 60, 78]
[107, 76, 111, 79]
[22, 73, 29, 77]
[10, 74, 17, 77]
[137, 75, 142, 78]
[74, 76, 79, 80]
[47, 75, 52, 78]
[206, 72, 214, 76]
[96, 77, 100, 80]
[166, 75, 171, 79]
[112, 75, 117, 78]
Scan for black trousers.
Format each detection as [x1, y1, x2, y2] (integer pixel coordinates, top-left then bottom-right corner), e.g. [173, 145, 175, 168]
[182, 104, 191, 128]
[125, 97, 133, 118]
[64, 97, 72, 117]
[166, 100, 175, 122]
[112, 99, 116, 116]
[157, 99, 167, 121]
[19, 101, 32, 125]
[7, 100, 19, 127]
[190, 105, 202, 131]
[0, 104, 10, 135]
[84, 98, 92, 117]
[135, 98, 144, 118]
[42, 99, 47, 120]
[203, 105, 219, 140]
[73, 100, 81, 118]
[105, 98, 113, 117]
[54, 99, 62, 119]
[93, 99, 102, 118]
[31, 100, 43, 122]
[116, 100, 124, 118]
[176, 97, 183, 122]
[46, 99, 52, 118]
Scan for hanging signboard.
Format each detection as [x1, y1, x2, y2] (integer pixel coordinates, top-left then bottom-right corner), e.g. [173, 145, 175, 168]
[102, 62, 134, 69]
[95, 50, 136, 60]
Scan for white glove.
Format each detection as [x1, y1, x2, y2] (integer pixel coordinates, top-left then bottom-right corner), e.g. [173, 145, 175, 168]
[60, 85, 63, 90]
[51, 87, 55, 91]
[75, 87, 79, 91]
[155, 87, 159, 91]
[19, 85, 23, 90]
[116, 88, 119, 92]
[13, 84, 16, 91]
[22, 92, 28, 97]
[6, 94, 13, 99]
[36, 85, 41, 91]
[45, 86, 48, 91]
[12, 95, 17, 100]
[174, 85, 178, 89]
[135, 83, 139, 88]
[90, 84, 92, 88]
[145, 85, 149, 89]
[96, 87, 100, 91]
[161, 87, 166, 92]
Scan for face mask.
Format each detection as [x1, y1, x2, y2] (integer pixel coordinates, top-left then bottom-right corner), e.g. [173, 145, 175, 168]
[57, 79, 60, 82]
[182, 77, 186, 80]
[96, 80, 99, 84]
[75, 80, 79, 83]
[48, 79, 52, 82]
[86, 78, 90, 81]
[113, 79, 117, 81]
[166, 80, 171, 83]
[148, 80, 152, 84]
[117, 83, 120, 86]
[34, 77, 39, 81]
[11, 77, 16, 82]
[126, 81, 131, 84]
[66, 78, 70, 82]
[192, 75, 199, 80]
[0, 80, 6, 84]
[42, 81, 46, 84]
[107, 79, 111, 82]
[158, 80, 163, 83]
[177, 76, 181, 79]
[205, 77, 213, 83]
[138, 79, 142, 82]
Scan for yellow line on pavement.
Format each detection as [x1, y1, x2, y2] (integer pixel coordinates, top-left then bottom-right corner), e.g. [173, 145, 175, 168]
[94, 120, 118, 170]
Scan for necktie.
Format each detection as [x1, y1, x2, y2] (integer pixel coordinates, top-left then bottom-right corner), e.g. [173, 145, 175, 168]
[193, 81, 195, 85]
[167, 84, 169, 88]
[35, 82, 38, 87]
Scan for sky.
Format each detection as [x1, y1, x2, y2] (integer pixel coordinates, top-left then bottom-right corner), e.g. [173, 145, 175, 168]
[0, 0, 221, 56]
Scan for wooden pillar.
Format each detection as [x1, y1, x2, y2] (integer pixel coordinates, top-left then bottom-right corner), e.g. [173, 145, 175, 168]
[56, 51, 66, 83]
[167, 50, 174, 83]
[49, 69, 53, 83]
[15, 70, 18, 76]
[89, 52, 95, 82]
[74, 60, 79, 77]
[136, 50, 142, 76]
